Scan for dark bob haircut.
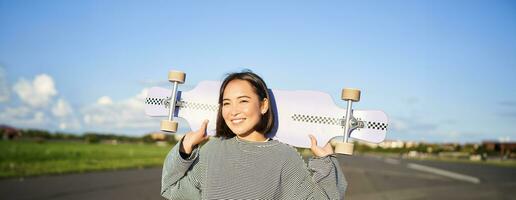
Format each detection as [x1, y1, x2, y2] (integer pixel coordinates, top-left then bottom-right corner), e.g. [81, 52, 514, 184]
[215, 70, 275, 138]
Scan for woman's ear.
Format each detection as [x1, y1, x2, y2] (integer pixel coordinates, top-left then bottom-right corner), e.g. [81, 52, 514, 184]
[260, 98, 269, 115]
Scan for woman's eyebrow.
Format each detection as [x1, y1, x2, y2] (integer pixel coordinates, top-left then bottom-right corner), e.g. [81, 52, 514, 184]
[223, 95, 251, 101]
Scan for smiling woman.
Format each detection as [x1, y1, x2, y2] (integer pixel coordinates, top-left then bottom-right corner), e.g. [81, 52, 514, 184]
[161, 70, 347, 200]
[217, 73, 273, 142]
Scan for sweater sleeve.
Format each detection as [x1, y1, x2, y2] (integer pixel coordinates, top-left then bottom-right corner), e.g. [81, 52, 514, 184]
[160, 138, 204, 200]
[280, 153, 348, 200]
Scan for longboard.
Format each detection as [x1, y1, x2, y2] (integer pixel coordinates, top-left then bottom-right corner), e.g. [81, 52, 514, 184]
[145, 80, 388, 148]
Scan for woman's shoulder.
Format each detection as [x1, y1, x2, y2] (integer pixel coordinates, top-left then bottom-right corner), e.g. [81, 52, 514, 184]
[198, 136, 230, 151]
[271, 140, 305, 159]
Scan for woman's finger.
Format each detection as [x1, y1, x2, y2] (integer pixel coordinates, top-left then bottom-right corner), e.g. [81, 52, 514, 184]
[197, 120, 209, 135]
[309, 134, 323, 156]
[201, 119, 209, 131]
[309, 134, 318, 148]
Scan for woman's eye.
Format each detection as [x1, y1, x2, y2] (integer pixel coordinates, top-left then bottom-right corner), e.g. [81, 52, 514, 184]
[222, 102, 230, 106]
[240, 100, 248, 103]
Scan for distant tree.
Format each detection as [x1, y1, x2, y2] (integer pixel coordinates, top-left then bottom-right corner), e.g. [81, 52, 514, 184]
[142, 134, 154, 143]
[21, 129, 51, 140]
[454, 145, 462, 152]
[84, 133, 100, 143]
[53, 131, 80, 140]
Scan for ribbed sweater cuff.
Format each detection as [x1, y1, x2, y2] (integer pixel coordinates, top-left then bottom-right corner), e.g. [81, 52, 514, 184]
[174, 138, 200, 164]
[308, 155, 335, 183]
[162, 138, 200, 187]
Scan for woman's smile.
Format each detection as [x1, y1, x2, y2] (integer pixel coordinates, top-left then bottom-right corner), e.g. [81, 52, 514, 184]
[230, 118, 246, 124]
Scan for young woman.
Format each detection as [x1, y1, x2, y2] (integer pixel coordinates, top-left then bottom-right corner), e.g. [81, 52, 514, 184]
[161, 71, 347, 199]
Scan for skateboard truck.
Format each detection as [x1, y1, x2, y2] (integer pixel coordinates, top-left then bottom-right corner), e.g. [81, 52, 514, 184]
[334, 88, 361, 155]
[160, 70, 186, 133]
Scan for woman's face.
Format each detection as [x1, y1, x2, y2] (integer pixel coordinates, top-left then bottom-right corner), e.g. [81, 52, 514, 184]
[222, 79, 268, 137]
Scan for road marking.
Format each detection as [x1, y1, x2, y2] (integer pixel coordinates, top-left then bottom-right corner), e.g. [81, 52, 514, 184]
[384, 158, 401, 165]
[407, 163, 480, 184]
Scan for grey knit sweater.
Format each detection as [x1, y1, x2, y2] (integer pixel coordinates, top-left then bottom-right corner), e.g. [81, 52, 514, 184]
[161, 136, 347, 200]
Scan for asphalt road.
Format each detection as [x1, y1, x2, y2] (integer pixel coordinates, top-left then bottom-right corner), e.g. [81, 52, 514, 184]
[1, 155, 515, 200]
[340, 154, 515, 200]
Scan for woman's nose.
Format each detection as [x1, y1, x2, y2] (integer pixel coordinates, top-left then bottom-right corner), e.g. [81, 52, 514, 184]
[230, 104, 241, 116]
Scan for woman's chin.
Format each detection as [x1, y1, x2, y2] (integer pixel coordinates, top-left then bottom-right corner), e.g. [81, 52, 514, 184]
[232, 129, 253, 137]
[234, 132, 249, 137]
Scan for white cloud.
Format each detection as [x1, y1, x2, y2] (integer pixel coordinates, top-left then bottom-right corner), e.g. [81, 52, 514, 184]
[97, 96, 113, 105]
[13, 74, 57, 107]
[51, 98, 81, 130]
[57, 117, 81, 130]
[0, 67, 9, 102]
[0, 103, 81, 131]
[3, 76, 154, 134]
[33, 112, 45, 123]
[82, 88, 156, 133]
[1, 72, 81, 131]
[52, 98, 73, 117]
[498, 136, 511, 142]
[0, 106, 48, 128]
[0, 106, 31, 120]
[390, 118, 409, 132]
[59, 123, 67, 129]
[127, 88, 147, 110]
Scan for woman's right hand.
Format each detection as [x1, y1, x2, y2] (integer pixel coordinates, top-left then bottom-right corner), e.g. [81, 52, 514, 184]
[180, 120, 210, 154]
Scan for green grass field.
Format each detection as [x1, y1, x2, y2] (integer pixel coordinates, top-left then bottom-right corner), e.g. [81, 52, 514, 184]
[0, 140, 173, 179]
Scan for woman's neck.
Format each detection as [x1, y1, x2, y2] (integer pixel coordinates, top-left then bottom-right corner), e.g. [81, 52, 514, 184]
[236, 131, 268, 142]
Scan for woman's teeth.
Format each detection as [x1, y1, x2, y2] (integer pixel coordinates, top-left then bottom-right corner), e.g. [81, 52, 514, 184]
[232, 118, 245, 124]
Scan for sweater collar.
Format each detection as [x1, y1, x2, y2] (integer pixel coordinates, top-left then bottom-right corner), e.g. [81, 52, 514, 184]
[233, 136, 280, 147]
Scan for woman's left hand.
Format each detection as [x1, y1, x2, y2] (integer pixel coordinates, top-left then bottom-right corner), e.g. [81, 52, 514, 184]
[309, 134, 334, 158]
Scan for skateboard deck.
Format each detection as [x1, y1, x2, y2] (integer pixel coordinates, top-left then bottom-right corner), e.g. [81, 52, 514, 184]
[145, 81, 388, 148]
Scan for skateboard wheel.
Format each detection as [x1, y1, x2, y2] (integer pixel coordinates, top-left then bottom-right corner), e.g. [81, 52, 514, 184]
[160, 120, 178, 132]
[329, 138, 338, 147]
[334, 142, 354, 155]
[341, 88, 360, 102]
[168, 71, 186, 84]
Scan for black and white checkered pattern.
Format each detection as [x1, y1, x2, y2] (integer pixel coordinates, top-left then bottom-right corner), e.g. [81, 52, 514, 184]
[146, 97, 218, 112]
[181, 101, 219, 112]
[145, 97, 167, 106]
[291, 114, 341, 126]
[366, 121, 388, 130]
[291, 113, 387, 131]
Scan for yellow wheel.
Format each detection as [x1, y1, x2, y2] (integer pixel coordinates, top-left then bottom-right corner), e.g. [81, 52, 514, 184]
[160, 120, 178, 132]
[330, 138, 339, 147]
[168, 71, 186, 83]
[341, 88, 361, 102]
[334, 141, 354, 155]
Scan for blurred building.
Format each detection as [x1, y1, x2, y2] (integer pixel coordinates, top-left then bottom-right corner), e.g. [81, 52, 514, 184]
[0, 125, 21, 140]
[354, 139, 419, 149]
[404, 141, 419, 148]
[441, 143, 459, 151]
[482, 141, 516, 158]
[150, 132, 166, 141]
[379, 140, 405, 148]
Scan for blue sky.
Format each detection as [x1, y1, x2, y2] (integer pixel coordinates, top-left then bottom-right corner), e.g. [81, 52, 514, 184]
[1, 0, 515, 143]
